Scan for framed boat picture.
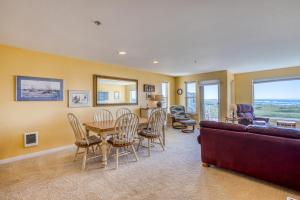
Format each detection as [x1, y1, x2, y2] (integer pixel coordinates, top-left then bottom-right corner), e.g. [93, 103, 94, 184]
[16, 76, 64, 101]
[68, 90, 90, 107]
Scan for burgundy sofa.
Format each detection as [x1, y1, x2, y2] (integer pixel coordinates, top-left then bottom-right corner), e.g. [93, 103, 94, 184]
[198, 120, 300, 191]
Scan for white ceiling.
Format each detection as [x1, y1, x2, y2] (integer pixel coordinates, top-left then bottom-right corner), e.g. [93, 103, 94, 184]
[1, 0, 300, 76]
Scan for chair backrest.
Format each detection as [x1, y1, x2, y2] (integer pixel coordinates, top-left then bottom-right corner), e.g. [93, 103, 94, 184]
[113, 113, 139, 143]
[116, 108, 131, 119]
[236, 104, 254, 119]
[146, 109, 167, 137]
[94, 109, 114, 122]
[67, 113, 87, 143]
[170, 105, 185, 116]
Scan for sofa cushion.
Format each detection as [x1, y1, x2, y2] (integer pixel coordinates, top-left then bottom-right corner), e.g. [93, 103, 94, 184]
[200, 120, 247, 132]
[248, 125, 300, 139]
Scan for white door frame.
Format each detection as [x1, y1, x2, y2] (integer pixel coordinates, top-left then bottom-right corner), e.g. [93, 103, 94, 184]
[199, 80, 221, 121]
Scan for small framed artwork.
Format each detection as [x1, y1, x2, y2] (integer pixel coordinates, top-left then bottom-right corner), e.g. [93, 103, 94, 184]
[114, 91, 120, 100]
[68, 90, 90, 108]
[143, 84, 155, 92]
[16, 76, 64, 101]
[146, 93, 154, 100]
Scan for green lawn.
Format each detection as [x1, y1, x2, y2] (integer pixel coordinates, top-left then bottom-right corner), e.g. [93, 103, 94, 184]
[254, 104, 300, 119]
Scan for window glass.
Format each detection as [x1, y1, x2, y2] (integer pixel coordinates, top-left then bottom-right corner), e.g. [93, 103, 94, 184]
[186, 82, 196, 113]
[253, 79, 300, 120]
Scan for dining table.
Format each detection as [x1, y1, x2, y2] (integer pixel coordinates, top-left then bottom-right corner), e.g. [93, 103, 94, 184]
[83, 117, 166, 167]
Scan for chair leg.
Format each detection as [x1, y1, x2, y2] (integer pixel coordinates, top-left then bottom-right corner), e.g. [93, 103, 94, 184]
[148, 139, 151, 156]
[82, 148, 88, 170]
[107, 145, 112, 157]
[202, 163, 209, 167]
[73, 146, 79, 161]
[131, 145, 139, 161]
[137, 137, 142, 152]
[116, 148, 119, 169]
[158, 137, 165, 151]
[124, 147, 129, 163]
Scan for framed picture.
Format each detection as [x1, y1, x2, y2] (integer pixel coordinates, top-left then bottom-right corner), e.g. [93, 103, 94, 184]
[143, 84, 155, 92]
[114, 91, 120, 100]
[16, 76, 63, 101]
[68, 90, 90, 108]
[146, 93, 154, 100]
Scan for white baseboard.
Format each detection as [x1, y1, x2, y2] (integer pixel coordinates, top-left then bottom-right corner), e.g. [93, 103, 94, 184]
[0, 144, 76, 165]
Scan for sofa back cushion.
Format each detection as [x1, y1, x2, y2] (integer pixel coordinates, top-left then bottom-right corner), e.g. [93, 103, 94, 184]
[248, 125, 300, 139]
[200, 120, 248, 132]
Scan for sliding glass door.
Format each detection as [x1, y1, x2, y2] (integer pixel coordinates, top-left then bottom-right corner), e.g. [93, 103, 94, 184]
[200, 81, 220, 121]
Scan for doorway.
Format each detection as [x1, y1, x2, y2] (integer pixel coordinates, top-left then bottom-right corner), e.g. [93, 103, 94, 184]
[200, 81, 220, 121]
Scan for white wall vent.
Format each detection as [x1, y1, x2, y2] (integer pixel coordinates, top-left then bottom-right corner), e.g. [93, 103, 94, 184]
[24, 131, 38, 147]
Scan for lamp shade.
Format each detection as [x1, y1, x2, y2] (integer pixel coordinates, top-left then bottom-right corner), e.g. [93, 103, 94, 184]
[154, 95, 162, 101]
[230, 104, 237, 112]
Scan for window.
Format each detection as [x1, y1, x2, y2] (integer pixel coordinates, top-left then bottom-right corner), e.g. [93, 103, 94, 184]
[130, 90, 137, 103]
[161, 82, 169, 109]
[98, 91, 108, 102]
[253, 78, 300, 120]
[185, 82, 196, 113]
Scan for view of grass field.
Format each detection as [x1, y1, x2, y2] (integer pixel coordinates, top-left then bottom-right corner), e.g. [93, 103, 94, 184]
[253, 79, 300, 120]
[254, 100, 300, 120]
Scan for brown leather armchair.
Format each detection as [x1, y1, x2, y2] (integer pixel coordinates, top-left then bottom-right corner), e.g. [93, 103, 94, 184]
[236, 104, 269, 126]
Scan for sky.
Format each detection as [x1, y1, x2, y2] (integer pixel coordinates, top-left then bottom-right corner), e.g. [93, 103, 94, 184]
[187, 79, 300, 100]
[187, 83, 219, 99]
[203, 85, 219, 99]
[254, 79, 300, 100]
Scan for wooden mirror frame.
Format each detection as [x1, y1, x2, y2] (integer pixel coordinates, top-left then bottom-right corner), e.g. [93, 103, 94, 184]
[93, 75, 138, 106]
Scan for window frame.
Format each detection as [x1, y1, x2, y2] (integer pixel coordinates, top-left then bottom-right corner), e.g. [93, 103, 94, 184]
[185, 81, 197, 114]
[129, 90, 137, 103]
[160, 82, 169, 109]
[252, 76, 300, 121]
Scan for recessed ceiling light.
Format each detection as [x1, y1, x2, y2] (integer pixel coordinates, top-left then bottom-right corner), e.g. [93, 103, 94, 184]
[153, 60, 159, 64]
[118, 51, 127, 55]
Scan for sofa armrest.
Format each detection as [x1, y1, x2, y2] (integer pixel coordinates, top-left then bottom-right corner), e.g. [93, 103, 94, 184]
[255, 117, 270, 123]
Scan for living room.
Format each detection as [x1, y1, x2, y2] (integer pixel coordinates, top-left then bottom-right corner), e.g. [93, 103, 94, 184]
[0, 1, 300, 200]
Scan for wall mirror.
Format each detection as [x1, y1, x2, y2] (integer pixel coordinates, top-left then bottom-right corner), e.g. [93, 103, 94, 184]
[93, 75, 138, 106]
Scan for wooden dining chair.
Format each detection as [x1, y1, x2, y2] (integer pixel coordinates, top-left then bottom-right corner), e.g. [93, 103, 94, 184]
[107, 113, 139, 169]
[94, 109, 114, 122]
[116, 107, 131, 119]
[67, 113, 102, 170]
[137, 109, 166, 156]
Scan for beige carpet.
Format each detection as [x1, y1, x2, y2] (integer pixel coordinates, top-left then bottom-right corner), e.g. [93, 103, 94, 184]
[0, 128, 299, 200]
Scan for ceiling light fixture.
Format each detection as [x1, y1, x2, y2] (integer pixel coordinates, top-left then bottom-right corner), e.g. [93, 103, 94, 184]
[118, 51, 127, 55]
[153, 60, 159, 64]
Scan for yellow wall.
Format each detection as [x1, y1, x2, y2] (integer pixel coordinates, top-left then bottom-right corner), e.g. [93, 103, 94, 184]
[0, 44, 175, 159]
[175, 70, 231, 121]
[235, 66, 300, 104]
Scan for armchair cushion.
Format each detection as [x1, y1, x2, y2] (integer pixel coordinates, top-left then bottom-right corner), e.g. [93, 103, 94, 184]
[236, 104, 269, 126]
[170, 105, 190, 121]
